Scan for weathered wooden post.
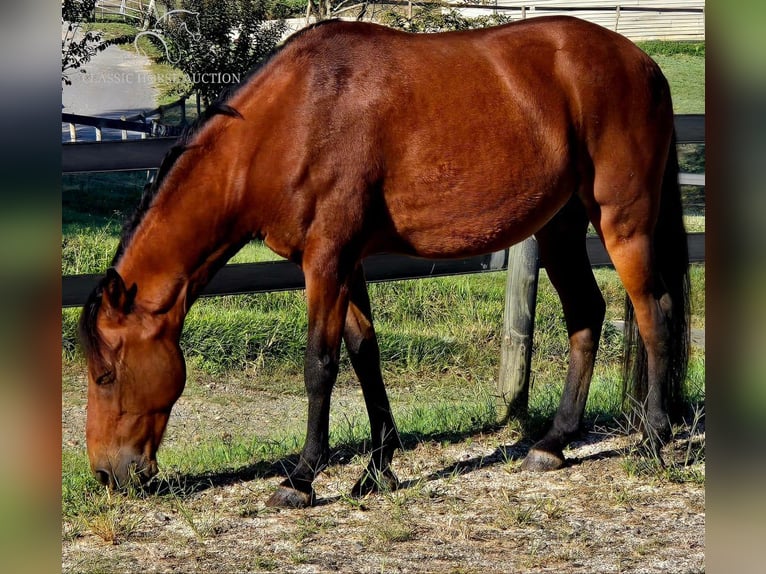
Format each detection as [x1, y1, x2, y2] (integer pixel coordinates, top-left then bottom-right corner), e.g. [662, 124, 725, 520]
[496, 236, 540, 423]
[180, 96, 187, 126]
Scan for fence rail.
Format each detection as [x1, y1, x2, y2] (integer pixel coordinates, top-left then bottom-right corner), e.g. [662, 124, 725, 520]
[61, 114, 704, 173]
[62, 112, 152, 142]
[62, 95, 191, 143]
[61, 233, 704, 307]
[94, 0, 149, 23]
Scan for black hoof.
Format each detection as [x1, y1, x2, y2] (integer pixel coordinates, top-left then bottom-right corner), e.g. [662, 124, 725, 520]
[265, 485, 315, 508]
[643, 423, 672, 448]
[351, 467, 399, 498]
[637, 435, 668, 466]
[520, 448, 566, 472]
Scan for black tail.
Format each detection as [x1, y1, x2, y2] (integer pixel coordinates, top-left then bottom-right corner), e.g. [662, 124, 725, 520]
[622, 133, 691, 422]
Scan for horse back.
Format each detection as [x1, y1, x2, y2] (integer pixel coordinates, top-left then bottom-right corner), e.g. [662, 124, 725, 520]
[228, 17, 673, 259]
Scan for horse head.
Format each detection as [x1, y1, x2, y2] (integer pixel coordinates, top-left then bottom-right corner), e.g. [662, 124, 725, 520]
[80, 268, 186, 489]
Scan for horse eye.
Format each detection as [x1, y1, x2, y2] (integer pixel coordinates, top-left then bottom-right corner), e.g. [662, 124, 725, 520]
[96, 371, 115, 386]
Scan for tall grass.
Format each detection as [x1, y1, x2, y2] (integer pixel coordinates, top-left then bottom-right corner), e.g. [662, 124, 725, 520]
[63, 264, 705, 396]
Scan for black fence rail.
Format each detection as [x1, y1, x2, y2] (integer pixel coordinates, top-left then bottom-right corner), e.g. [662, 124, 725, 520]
[62, 95, 194, 143]
[61, 234, 705, 307]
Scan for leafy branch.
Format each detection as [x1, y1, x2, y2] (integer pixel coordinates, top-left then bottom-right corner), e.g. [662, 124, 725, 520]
[61, 0, 133, 86]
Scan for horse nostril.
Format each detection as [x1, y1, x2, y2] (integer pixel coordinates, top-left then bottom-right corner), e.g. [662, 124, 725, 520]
[94, 469, 112, 487]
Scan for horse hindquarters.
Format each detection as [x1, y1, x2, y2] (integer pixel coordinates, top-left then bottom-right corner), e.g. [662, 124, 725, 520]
[621, 135, 690, 435]
[593, 134, 689, 447]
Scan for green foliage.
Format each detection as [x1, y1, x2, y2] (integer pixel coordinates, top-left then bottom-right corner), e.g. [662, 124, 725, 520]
[62, 0, 133, 85]
[637, 40, 705, 58]
[157, 0, 287, 104]
[383, 6, 513, 33]
[267, 0, 306, 18]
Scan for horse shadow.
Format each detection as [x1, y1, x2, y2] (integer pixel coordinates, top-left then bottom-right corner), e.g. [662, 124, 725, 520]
[142, 421, 631, 501]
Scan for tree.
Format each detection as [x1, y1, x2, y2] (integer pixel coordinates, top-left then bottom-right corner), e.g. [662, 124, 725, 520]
[61, 0, 107, 86]
[61, 0, 134, 86]
[157, 0, 287, 105]
[382, 4, 513, 33]
[303, 0, 374, 22]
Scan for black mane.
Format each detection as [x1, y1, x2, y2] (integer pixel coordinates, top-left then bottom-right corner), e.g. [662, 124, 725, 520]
[110, 100, 242, 267]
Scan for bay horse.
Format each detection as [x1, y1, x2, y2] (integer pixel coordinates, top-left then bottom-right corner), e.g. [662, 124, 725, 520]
[79, 16, 689, 508]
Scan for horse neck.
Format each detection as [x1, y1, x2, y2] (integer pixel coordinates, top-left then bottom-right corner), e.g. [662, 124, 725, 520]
[115, 148, 252, 321]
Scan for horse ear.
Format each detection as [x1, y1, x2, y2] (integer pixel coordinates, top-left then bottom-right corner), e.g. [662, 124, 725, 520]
[102, 268, 137, 315]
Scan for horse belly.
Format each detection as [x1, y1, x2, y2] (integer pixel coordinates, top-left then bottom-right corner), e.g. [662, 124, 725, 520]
[382, 169, 571, 259]
[379, 119, 573, 259]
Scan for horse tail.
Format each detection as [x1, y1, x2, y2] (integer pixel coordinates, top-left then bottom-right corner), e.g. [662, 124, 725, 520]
[622, 131, 691, 422]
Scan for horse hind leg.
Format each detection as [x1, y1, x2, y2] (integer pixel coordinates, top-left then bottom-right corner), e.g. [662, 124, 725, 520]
[594, 158, 683, 450]
[344, 265, 402, 497]
[521, 196, 606, 471]
[602, 228, 674, 446]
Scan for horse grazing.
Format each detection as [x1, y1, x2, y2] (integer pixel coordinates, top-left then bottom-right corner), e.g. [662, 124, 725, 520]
[79, 16, 689, 507]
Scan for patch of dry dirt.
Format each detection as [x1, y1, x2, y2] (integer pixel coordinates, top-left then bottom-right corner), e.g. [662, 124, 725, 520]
[63, 369, 704, 573]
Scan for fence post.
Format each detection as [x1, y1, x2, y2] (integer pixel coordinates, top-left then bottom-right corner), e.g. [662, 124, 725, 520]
[496, 236, 539, 423]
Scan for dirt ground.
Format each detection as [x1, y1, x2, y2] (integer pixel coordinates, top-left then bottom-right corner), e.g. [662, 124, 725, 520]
[62, 371, 705, 573]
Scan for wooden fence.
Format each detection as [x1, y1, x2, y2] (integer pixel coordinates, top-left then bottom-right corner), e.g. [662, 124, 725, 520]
[61, 113, 704, 305]
[62, 114, 704, 419]
[451, 1, 705, 41]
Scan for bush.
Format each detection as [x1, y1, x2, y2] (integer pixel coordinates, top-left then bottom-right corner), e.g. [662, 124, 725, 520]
[382, 6, 513, 33]
[636, 40, 705, 58]
[267, 0, 306, 19]
[157, 0, 287, 105]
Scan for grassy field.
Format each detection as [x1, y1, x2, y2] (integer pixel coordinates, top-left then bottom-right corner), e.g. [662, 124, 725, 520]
[62, 38, 705, 570]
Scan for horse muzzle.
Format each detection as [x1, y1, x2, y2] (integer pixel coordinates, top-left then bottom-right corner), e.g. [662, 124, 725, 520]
[92, 455, 158, 490]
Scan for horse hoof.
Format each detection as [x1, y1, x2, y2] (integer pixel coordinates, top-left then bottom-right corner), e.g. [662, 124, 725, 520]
[265, 485, 314, 508]
[351, 468, 399, 498]
[643, 423, 672, 450]
[520, 448, 566, 472]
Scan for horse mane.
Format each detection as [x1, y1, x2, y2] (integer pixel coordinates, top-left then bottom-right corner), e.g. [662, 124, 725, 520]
[79, 20, 343, 364]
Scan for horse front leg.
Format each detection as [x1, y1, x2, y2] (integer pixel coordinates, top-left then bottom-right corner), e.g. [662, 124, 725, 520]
[266, 254, 351, 508]
[344, 265, 402, 498]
